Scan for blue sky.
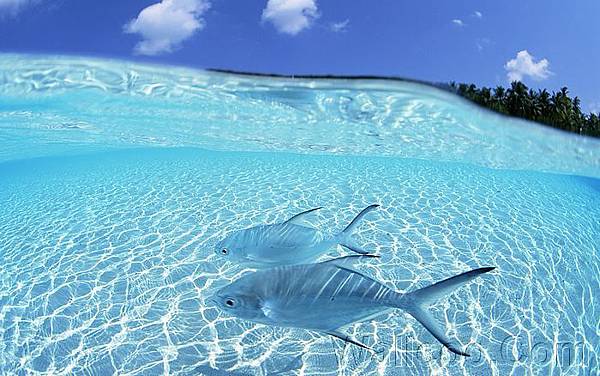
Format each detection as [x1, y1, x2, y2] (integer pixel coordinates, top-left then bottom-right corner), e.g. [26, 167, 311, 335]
[1, 0, 599, 111]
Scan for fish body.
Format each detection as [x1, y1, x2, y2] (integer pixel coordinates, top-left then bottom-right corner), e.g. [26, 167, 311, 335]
[215, 205, 379, 267]
[218, 222, 334, 266]
[217, 260, 394, 330]
[213, 256, 495, 356]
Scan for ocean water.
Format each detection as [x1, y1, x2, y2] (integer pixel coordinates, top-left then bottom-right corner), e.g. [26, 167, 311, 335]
[0, 55, 599, 376]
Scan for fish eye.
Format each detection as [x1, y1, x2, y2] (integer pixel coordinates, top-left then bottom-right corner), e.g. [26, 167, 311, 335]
[221, 248, 228, 255]
[225, 298, 235, 307]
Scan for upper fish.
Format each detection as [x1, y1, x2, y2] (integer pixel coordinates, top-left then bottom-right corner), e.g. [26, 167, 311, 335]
[212, 255, 495, 356]
[214, 204, 379, 267]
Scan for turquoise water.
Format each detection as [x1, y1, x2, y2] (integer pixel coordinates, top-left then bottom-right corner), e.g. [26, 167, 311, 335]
[0, 55, 599, 375]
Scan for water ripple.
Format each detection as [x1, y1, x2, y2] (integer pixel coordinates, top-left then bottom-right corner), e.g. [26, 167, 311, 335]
[0, 148, 598, 375]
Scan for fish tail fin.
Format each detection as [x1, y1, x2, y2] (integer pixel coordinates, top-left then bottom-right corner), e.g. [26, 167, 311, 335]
[392, 267, 495, 357]
[336, 204, 379, 255]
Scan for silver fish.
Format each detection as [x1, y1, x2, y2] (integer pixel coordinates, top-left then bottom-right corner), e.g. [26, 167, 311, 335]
[212, 255, 495, 356]
[215, 205, 379, 267]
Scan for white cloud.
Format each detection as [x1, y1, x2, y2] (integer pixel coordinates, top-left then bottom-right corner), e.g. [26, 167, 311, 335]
[262, 0, 319, 35]
[473, 11, 482, 19]
[0, 0, 34, 15]
[330, 19, 349, 33]
[505, 50, 552, 82]
[124, 0, 210, 56]
[452, 19, 465, 27]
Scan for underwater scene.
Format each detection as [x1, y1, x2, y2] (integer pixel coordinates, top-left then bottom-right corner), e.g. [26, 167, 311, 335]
[0, 55, 599, 376]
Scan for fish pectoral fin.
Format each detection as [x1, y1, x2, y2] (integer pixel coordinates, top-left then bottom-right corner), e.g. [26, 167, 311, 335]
[324, 330, 373, 352]
[283, 207, 322, 226]
[260, 301, 285, 322]
[260, 302, 276, 319]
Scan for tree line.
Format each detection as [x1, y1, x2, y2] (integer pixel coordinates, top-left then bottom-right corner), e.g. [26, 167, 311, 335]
[446, 81, 600, 138]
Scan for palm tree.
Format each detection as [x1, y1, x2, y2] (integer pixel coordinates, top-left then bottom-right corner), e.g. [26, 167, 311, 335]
[449, 81, 598, 138]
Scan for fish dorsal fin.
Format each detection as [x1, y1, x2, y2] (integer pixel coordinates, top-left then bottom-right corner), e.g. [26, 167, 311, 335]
[283, 207, 322, 226]
[320, 255, 381, 280]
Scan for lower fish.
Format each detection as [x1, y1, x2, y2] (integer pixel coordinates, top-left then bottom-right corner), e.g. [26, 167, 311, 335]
[212, 255, 495, 356]
[214, 204, 379, 267]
